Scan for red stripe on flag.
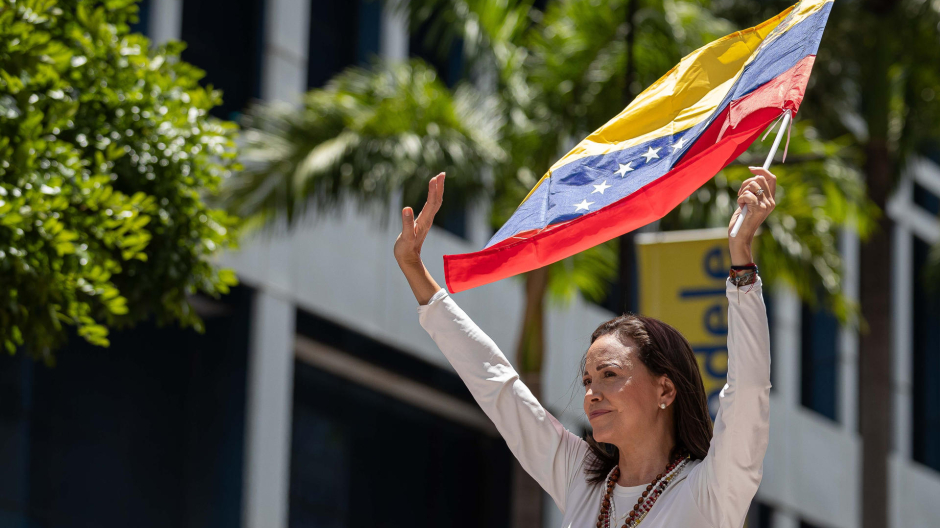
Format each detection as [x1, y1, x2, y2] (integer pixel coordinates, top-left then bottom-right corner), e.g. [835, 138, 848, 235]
[443, 56, 816, 294]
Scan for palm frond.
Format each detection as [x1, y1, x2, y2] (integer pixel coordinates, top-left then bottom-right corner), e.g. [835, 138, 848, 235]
[223, 59, 505, 229]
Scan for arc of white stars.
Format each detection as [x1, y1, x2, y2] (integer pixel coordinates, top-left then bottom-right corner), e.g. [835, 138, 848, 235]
[671, 136, 687, 152]
[592, 180, 611, 195]
[614, 162, 634, 178]
[641, 146, 661, 163]
[574, 199, 594, 212]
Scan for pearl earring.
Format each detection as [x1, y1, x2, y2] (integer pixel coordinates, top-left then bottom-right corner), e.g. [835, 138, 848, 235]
[659, 403, 666, 409]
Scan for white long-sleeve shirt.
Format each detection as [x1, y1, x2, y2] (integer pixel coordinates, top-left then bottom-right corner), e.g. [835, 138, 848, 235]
[417, 277, 771, 528]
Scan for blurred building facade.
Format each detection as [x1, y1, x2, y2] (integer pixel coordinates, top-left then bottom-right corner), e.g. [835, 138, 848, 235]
[0, 1, 938, 527]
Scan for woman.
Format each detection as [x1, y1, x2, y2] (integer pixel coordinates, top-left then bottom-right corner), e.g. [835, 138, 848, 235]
[394, 167, 775, 528]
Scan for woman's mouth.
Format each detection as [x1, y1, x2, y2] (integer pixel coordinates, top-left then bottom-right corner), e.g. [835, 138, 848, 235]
[589, 410, 612, 419]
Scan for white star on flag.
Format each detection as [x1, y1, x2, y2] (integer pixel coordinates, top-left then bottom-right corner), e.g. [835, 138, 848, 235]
[592, 180, 612, 194]
[671, 137, 687, 152]
[641, 146, 661, 163]
[574, 199, 594, 212]
[614, 162, 634, 177]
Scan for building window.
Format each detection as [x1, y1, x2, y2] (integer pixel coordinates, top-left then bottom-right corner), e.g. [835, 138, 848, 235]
[745, 501, 774, 528]
[0, 288, 252, 527]
[180, 0, 266, 121]
[433, 206, 469, 239]
[800, 296, 839, 421]
[409, 29, 464, 88]
[912, 235, 940, 472]
[308, 0, 381, 89]
[764, 289, 776, 391]
[130, 0, 151, 36]
[591, 241, 637, 315]
[291, 309, 512, 527]
[407, 4, 465, 88]
[913, 181, 940, 216]
[408, 22, 468, 237]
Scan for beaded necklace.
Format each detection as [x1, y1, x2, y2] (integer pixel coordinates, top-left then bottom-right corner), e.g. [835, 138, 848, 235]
[596, 454, 690, 528]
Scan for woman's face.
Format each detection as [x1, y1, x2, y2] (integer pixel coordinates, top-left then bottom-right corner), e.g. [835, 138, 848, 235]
[582, 334, 670, 444]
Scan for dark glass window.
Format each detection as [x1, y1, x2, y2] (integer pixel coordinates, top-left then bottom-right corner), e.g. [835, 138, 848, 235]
[130, 0, 151, 35]
[291, 309, 512, 528]
[0, 288, 252, 527]
[433, 207, 469, 239]
[913, 236, 940, 471]
[408, 12, 469, 238]
[764, 289, 776, 391]
[746, 501, 774, 528]
[308, 0, 382, 89]
[591, 237, 639, 314]
[913, 181, 940, 216]
[800, 296, 839, 421]
[180, 0, 266, 121]
[408, 10, 465, 88]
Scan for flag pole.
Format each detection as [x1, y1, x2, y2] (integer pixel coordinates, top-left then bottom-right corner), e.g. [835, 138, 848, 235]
[730, 109, 791, 238]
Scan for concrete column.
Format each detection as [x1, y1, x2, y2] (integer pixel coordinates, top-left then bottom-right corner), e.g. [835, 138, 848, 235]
[773, 510, 800, 528]
[261, 0, 311, 103]
[380, 1, 409, 61]
[773, 285, 802, 409]
[243, 290, 297, 528]
[149, 0, 182, 44]
[890, 221, 912, 458]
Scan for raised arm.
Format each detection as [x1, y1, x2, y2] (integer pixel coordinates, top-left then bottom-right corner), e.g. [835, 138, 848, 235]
[395, 173, 588, 511]
[688, 167, 776, 528]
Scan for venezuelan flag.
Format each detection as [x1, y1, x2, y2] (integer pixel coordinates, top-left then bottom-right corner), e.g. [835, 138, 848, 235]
[443, 0, 833, 293]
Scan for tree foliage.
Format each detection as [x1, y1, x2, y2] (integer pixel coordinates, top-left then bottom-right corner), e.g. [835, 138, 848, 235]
[0, 0, 240, 362]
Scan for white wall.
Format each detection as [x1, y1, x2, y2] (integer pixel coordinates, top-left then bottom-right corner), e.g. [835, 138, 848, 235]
[147, 0, 182, 44]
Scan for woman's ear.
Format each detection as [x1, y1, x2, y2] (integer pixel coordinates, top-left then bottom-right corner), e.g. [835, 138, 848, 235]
[660, 375, 677, 406]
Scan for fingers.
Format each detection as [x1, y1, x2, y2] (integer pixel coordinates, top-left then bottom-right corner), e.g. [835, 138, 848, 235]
[747, 166, 777, 195]
[401, 207, 416, 241]
[739, 181, 764, 202]
[738, 176, 769, 197]
[415, 172, 445, 245]
[737, 190, 759, 209]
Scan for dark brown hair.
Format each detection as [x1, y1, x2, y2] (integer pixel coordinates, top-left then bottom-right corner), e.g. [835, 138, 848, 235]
[580, 313, 713, 484]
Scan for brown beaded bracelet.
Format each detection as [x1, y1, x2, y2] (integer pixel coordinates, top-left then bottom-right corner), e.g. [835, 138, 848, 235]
[729, 264, 758, 287]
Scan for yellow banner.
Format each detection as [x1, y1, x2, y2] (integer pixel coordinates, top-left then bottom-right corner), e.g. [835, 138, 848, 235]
[636, 228, 731, 419]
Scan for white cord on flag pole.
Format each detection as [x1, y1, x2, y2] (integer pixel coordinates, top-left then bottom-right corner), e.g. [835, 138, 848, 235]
[730, 110, 791, 238]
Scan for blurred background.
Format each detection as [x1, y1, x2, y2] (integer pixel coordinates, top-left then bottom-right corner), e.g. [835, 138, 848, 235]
[0, 0, 938, 527]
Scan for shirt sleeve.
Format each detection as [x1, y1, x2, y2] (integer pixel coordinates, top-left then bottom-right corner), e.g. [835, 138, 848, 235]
[417, 288, 589, 512]
[688, 276, 772, 528]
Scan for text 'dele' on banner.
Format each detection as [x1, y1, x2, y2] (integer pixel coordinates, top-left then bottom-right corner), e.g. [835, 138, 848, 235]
[637, 227, 735, 420]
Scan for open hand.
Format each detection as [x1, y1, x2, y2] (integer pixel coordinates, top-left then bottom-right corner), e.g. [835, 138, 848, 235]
[728, 166, 776, 265]
[394, 172, 445, 268]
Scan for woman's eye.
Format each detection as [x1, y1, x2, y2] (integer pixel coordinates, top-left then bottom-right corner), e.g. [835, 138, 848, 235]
[582, 378, 590, 387]
[604, 371, 616, 377]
